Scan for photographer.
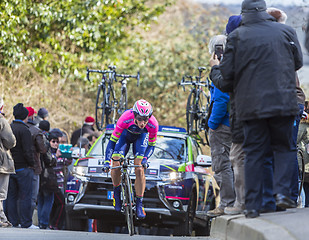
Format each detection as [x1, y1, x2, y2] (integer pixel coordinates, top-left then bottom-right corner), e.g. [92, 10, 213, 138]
[206, 34, 235, 217]
[208, 15, 245, 216]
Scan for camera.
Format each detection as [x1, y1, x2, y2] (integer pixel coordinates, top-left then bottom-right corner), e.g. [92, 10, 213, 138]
[214, 44, 224, 61]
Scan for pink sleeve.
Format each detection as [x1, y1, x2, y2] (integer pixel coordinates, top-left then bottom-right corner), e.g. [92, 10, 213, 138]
[110, 110, 134, 142]
[147, 115, 159, 146]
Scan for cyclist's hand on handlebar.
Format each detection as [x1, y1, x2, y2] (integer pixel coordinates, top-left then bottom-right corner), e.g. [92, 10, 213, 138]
[102, 161, 111, 173]
[141, 157, 149, 169]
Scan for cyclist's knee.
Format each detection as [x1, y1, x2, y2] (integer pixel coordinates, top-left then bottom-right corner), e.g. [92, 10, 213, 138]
[112, 157, 121, 167]
[135, 167, 144, 177]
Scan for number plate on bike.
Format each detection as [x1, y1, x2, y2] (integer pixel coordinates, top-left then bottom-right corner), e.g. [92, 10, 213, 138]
[107, 191, 114, 200]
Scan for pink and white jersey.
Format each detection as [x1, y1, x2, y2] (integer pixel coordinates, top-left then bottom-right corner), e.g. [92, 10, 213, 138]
[110, 110, 159, 146]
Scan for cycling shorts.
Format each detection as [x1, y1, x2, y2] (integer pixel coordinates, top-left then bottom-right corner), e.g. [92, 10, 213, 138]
[112, 129, 149, 160]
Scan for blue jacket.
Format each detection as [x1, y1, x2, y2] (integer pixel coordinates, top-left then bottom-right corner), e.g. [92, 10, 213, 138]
[208, 82, 230, 130]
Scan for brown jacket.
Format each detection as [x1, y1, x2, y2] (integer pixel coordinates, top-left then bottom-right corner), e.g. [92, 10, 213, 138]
[27, 120, 47, 175]
[0, 114, 16, 174]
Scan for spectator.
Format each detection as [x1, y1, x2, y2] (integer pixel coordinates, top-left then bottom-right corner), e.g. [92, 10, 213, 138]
[37, 127, 57, 229]
[206, 34, 235, 217]
[34, 107, 49, 126]
[297, 103, 309, 207]
[26, 107, 47, 220]
[7, 103, 37, 228]
[219, 0, 303, 218]
[264, 7, 306, 207]
[209, 15, 244, 215]
[71, 116, 96, 147]
[0, 97, 16, 227]
[49, 133, 72, 230]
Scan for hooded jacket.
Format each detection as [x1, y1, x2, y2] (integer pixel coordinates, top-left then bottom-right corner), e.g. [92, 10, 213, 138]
[0, 114, 16, 174]
[219, 9, 302, 121]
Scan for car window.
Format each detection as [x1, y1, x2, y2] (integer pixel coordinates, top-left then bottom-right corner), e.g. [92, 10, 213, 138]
[150, 136, 185, 163]
[88, 134, 110, 156]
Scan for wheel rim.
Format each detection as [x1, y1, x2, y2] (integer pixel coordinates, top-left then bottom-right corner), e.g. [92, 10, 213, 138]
[95, 85, 105, 130]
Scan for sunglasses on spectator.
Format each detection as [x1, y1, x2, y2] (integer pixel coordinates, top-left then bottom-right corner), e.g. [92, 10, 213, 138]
[135, 115, 149, 122]
[51, 140, 59, 144]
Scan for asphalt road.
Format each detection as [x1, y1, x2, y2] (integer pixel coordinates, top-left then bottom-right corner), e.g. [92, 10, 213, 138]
[0, 228, 216, 240]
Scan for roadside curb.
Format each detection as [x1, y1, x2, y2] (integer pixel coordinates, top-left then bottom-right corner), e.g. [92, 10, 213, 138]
[210, 208, 309, 240]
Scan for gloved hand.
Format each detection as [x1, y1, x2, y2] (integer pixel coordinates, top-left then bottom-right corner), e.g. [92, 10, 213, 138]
[141, 157, 149, 169]
[102, 161, 110, 173]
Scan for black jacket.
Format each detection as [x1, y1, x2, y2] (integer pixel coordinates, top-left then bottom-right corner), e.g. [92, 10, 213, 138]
[210, 66, 244, 143]
[10, 120, 35, 169]
[219, 11, 302, 121]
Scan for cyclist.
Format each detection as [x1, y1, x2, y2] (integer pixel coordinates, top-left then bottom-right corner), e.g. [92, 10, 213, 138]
[103, 99, 158, 219]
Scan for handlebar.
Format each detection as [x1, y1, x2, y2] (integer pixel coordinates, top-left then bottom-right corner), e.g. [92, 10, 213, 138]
[115, 72, 140, 87]
[87, 67, 140, 87]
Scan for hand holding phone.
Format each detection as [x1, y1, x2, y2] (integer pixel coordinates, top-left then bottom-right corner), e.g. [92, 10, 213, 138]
[214, 44, 224, 61]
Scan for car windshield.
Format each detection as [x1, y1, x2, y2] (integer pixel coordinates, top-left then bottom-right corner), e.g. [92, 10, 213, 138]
[88, 133, 186, 163]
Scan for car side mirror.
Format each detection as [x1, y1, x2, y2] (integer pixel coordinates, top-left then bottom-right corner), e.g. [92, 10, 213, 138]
[196, 155, 212, 167]
[72, 147, 86, 158]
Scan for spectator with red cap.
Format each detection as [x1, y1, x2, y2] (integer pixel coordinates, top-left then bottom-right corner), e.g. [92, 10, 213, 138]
[70, 116, 96, 147]
[26, 107, 47, 224]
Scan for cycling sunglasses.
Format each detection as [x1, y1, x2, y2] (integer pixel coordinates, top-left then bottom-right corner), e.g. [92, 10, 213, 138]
[135, 115, 149, 122]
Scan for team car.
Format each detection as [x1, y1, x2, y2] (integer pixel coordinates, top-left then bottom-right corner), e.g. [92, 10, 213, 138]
[65, 125, 219, 236]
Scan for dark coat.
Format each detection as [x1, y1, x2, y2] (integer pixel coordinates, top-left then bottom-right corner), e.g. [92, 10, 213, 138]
[219, 11, 302, 121]
[27, 120, 47, 175]
[71, 124, 95, 147]
[10, 120, 35, 169]
[210, 66, 244, 143]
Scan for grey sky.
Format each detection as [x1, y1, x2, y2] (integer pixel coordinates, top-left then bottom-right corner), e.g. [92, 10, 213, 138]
[194, 0, 309, 7]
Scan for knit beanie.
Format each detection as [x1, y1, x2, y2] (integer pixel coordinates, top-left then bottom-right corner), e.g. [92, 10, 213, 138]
[39, 120, 50, 132]
[38, 107, 49, 118]
[13, 103, 29, 120]
[226, 15, 242, 34]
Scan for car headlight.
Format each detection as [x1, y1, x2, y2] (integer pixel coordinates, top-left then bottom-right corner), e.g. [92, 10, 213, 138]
[160, 171, 183, 181]
[73, 166, 88, 176]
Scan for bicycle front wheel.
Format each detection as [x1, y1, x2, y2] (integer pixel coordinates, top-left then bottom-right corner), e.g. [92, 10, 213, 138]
[186, 90, 198, 134]
[123, 173, 134, 236]
[118, 87, 127, 117]
[106, 85, 116, 125]
[95, 84, 106, 131]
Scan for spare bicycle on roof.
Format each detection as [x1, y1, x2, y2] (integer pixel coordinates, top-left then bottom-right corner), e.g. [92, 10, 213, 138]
[87, 65, 140, 131]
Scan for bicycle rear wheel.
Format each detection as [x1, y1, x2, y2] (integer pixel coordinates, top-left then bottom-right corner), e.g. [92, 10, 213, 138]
[198, 90, 210, 145]
[95, 84, 106, 131]
[186, 90, 198, 134]
[123, 173, 134, 236]
[118, 87, 127, 116]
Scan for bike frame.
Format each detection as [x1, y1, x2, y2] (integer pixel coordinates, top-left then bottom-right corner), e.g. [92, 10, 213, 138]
[110, 157, 142, 236]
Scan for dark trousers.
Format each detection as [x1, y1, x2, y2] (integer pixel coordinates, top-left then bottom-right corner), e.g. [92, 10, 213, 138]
[243, 116, 295, 211]
[49, 188, 65, 230]
[290, 104, 304, 202]
[38, 191, 54, 228]
[6, 168, 34, 228]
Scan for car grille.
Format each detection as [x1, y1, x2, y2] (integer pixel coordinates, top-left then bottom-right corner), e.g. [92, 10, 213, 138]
[78, 179, 166, 209]
[79, 180, 113, 206]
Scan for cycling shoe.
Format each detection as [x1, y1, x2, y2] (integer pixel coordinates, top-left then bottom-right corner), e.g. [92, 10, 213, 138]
[136, 197, 146, 219]
[113, 185, 122, 212]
